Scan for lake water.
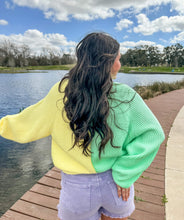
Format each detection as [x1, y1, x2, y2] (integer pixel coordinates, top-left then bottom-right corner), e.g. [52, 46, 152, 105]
[0, 70, 184, 216]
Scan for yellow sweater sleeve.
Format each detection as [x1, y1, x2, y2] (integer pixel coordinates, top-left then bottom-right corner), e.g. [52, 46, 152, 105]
[0, 82, 60, 143]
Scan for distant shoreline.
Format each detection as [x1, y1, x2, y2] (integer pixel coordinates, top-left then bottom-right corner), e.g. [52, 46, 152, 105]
[1, 70, 184, 75]
[1, 65, 184, 75]
[123, 71, 184, 75]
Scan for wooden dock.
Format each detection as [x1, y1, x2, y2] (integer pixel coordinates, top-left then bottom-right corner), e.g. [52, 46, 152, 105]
[1, 88, 184, 220]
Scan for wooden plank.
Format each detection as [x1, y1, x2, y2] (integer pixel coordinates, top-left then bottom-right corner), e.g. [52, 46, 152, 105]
[52, 167, 61, 173]
[156, 150, 165, 156]
[38, 176, 61, 189]
[0, 210, 38, 220]
[10, 200, 59, 220]
[30, 183, 60, 199]
[151, 161, 165, 168]
[45, 170, 61, 180]
[130, 209, 163, 220]
[153, 156, 165, 163]
[135, 190, 163, 205]
[150, 161, 165, 171]
[150, 162, 164, 170]
[135, 201, 164, 215]
[134, 182, 164, 196]
[155, 154, 165, 159]
[146, 166, 165, 175]
[137, 177, 164, 188]
[21, 191, 58, 210]
[142, 171, 164, 181]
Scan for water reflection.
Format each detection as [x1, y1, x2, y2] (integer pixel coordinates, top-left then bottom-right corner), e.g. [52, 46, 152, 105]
[115, 72, 184, 87]
[0, 137, 52, 216]
[0, 70, 184, 216]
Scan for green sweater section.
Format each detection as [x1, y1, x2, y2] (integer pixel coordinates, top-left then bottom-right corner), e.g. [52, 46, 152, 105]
[91, 83, 165, 187]
[0, 81, 165, 188]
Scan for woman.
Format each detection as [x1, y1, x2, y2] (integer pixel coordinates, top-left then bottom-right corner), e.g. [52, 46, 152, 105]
[0, 32, 165, 220]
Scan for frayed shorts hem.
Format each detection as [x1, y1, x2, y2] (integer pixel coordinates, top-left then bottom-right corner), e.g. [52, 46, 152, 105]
[101, 206, 135, 219]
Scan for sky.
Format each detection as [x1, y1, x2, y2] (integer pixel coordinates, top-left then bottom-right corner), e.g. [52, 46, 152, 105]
[0, 0, 184, 55]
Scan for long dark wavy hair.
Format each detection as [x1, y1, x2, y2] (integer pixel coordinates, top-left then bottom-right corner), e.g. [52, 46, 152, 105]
[59, 32, 120, 158]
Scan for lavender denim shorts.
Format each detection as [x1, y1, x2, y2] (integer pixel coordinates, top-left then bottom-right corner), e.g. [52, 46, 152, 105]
[57, 170, 135, 220]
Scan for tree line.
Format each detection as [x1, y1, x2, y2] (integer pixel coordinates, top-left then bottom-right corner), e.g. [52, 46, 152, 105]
[0, 40, 184, 68]
[0, 40, 76, 67]
[121, 43, 184, 67]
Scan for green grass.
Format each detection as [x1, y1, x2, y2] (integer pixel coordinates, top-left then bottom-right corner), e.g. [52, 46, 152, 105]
[141, 175, 151, 179]
[0, 64, 75, 73]
[134, 79, 184, 99]
[161, 194, 168, 204]
[134, 196, 145, 203]
[27, 64, 75, 70]
[0, 66, 29, 73]
[120, 66, 184, 74]
[1, 64, 184, 74]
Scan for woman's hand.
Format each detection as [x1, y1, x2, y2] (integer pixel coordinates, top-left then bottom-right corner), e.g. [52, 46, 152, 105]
[116, 185, 130, 201]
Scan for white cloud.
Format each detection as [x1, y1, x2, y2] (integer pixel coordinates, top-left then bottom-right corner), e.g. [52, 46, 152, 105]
[123, 35, 129, 39]
[0, 29, 76, 55]
[10, 0, 184, 22]
[134, 14, 184, 35]
[170, 0, 184, 15]
[5, 1, 14, 9]
[159, 38, 168, 44]
[171, 31, 184, 43]
[12, 0, 116, 21]
[0, 19, 8, 25]
[120, 40, 164, 54]
[24, 29, 43, 38]
[115, 19, 133, 31]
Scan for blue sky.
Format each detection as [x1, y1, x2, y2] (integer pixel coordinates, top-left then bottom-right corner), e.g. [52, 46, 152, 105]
[0, 0, 184, 55]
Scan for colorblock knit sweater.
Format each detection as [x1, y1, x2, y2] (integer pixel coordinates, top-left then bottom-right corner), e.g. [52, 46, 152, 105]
[0, 80, 165, 188]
